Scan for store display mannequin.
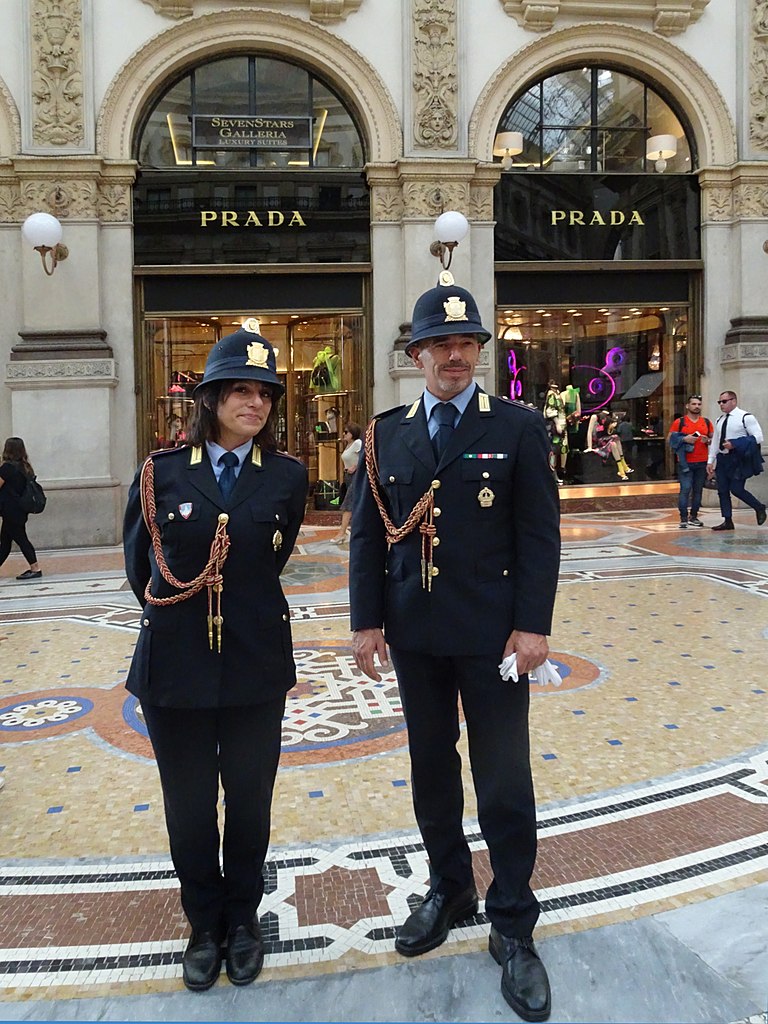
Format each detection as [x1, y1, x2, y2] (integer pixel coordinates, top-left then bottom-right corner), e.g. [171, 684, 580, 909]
[588, 410, 633, 481]
[542, 380, 568, 482]
[310, 346, 341, 393]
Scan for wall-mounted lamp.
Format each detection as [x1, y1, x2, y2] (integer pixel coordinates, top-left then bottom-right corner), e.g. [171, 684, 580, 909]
[493, 131, 524, 170]
[429, 210, 469, 272]
[22, 212, 69, 275]
[646, 134, 677, 173]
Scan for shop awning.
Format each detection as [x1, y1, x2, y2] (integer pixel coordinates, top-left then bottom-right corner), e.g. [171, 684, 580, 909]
[621, 372, 665, 400]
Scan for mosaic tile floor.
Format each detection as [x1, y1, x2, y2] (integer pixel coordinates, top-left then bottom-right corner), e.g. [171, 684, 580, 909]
[0, 508, 766, 1006]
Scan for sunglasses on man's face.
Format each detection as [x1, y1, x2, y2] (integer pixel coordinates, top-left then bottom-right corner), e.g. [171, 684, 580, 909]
[688, 395, 702, 401]
[717, 398, 733, 404]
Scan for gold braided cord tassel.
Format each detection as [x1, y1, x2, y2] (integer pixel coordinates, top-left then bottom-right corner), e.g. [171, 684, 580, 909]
[363, 419, 436, 588]
[139, 456, 231, 649]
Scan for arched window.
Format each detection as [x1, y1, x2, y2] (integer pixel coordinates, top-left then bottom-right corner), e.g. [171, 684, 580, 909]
[495, 66, 693, 173]
[136, 55, 365, 170]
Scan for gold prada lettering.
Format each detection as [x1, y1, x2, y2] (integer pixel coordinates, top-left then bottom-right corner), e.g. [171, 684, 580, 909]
[198, 211, 308, 228]
[550, 209, 646, 227]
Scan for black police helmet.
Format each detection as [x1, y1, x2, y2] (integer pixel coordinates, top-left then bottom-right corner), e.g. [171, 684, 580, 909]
[195, 318, 283, 394]
[406, 281, 492, 355]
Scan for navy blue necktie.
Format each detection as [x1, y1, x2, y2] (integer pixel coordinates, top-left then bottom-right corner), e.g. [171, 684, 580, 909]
[432, 402, 457, 461]
[218, 451, 238, 502]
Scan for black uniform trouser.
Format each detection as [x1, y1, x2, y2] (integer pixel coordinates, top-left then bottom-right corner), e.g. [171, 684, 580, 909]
[142, 698, 285, 935]
[0, 518, 36, 567]
[390, 648, 539, 938]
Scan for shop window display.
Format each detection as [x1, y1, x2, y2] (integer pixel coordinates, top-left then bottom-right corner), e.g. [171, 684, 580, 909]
[496, 305, 688, 484]
[142, 314, 365, 505]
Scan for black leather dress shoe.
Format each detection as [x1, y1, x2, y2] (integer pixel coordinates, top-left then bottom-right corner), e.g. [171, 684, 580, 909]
[757, 505, 767, 527]
[394, 887, 478, 957]
[226, 922, 264, 985]
[489, 926, 551, 1022]
[712, 520, 735, 531]
[182, 931, 223, 992]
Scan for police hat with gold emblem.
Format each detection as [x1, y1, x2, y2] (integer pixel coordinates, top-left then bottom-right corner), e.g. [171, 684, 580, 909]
[195, 317, 284, 394]
[406, 275, 492, 354]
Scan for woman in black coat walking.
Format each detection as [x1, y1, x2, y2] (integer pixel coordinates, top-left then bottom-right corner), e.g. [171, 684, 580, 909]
[123, 323, 307, 991]
[0, 437, 42, 580]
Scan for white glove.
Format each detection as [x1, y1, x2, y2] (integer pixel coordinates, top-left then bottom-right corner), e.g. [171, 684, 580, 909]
[498, 653, 562, 687]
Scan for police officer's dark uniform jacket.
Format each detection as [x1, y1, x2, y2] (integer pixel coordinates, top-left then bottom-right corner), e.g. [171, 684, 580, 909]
[124, 441, 306, 708]
[350, 389, 559, 652]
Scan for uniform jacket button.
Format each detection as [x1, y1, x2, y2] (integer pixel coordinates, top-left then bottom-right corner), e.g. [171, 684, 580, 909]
[432, 536, 440, 546]
[431, 479, 441, 489]
[167, 512, 175, 520]
[482, 471, 490, 479]
[389, 475, 396, 483]
[502, 569, 509, 577]
[433, 507, 441, 516]
[143, 618, 150, 626]
[430, 565, 440, 577]
[282, 613, 289, 621]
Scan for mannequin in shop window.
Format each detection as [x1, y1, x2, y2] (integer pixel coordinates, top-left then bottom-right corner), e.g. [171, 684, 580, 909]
[542, 381, 568, 484]
[310, 346, 341, 394]
[587, 410, 633, 481]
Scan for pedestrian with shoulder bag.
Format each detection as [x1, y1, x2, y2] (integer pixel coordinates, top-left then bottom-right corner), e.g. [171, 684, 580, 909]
[0, 437, 44, 580]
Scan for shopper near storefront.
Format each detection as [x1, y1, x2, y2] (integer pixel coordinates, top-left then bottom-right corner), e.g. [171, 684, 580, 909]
[707, 390, 766, 531]
[330, 422, 362, 544]
[123, 323, 307, 991]
[349, 277, 560, 1022]
[667, 395, 713, 528]
[0, 437, 43, 580]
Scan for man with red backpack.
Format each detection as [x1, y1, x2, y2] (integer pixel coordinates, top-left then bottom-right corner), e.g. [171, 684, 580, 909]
[667, 395, 714, 528]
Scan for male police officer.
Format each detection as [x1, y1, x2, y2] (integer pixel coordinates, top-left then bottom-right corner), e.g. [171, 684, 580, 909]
[349, 277, 560, 1021]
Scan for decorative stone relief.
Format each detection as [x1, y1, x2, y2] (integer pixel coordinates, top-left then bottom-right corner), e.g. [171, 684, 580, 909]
[98, 181, 133, 222]
[138, 0, 363, 22]
[412, 0, 458, 149]
[370, 186, 404, 223]
[701, 185, 733, 223]
[499, 0, 710, 35]
[389, 346, 490, 376]
[750, 0, 768, 150]
[720, 342, 768, 367]
[5, 359, 117, 382]
[403, 182, 470, 218]
[19, 179, 97, 219]
[29, 0, 85, 147]
[735, 182, 768, 218]
[0, 160, 136, 223]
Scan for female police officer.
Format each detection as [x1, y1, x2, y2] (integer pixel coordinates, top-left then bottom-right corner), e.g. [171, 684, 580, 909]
[123, 321, 307, 991]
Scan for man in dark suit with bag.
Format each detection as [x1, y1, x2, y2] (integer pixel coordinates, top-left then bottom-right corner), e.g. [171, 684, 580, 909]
[349, 275, 560, 1021]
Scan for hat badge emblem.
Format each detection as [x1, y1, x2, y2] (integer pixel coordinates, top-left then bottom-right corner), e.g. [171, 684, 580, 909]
[246, 341, 270, 368]
[242, 317, 261, 334]
[443, 296, 468, 322]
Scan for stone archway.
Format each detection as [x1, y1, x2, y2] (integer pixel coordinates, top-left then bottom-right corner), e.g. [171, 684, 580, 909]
[96, 9, 401, 164]
[469, 22, 736, 167]
[0, 74, 21, 157]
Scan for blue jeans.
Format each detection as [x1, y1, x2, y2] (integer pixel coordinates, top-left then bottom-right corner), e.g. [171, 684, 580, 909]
[715, 454, 763, 518]
[677, 462, 707, 519]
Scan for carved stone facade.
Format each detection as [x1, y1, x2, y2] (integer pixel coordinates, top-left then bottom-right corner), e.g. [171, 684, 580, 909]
[412, 0, 458, 149]
[139, 0, 364, 22]
[367, 160, 500, 225]
[28, 0, 85, 148]
[0, 158, 136, 224]
[699, 167, 768, 224]
[750, 0, 768, 151]
[498, 0, 710, 35]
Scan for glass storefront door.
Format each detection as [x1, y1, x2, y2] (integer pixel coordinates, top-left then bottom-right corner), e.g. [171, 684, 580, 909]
[141, 312, 366, 499]
[496, 302, 689, 484]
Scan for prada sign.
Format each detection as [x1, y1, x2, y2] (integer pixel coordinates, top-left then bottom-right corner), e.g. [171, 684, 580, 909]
[551, 209, 645, 226]
[200, 210, 308, 228]
[192, 115, 312, 150]
[495, 174, 700, 261]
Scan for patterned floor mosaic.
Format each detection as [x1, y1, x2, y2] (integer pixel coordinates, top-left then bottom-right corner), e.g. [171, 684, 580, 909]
[0, 511, 766, 999]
